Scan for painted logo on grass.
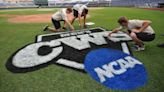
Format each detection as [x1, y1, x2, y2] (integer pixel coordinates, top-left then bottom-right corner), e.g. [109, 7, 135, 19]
[6, 27, 132, 73]
[84, 48, 147, 90]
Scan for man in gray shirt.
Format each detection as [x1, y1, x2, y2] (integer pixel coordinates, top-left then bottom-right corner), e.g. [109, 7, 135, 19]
[109, 17, 155, 51]
[44, 8, 74, 32]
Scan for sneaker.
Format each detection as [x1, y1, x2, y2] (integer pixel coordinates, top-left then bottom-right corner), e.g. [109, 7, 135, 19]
[43, 25, 49, 31]
[139, 46, 145, 51]
[132, 45, 145, 51]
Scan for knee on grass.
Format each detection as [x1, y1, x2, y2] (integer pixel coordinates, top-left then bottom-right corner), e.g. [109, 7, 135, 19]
[130, 32, 138, 39]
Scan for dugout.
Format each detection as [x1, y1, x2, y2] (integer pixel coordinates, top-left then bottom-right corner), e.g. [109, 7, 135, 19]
[158, 3, 164, 8]
[33, 0, 48, 7]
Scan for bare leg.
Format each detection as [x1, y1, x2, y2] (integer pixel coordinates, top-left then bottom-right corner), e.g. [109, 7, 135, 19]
[130, 32, 143, 47]
[47, 27, 61, 32]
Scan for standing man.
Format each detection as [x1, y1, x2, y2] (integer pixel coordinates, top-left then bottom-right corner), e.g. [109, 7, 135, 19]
[70, 4, 89, 29]
[109, 17, 155, 51]
[44, 8, 74, 32]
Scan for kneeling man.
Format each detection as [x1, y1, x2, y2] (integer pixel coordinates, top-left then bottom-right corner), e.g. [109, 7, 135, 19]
[44, 8, 74, 32]
[109, 17, 155, 51]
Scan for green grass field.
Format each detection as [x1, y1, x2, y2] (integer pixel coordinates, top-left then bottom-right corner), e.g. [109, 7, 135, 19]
[0, 7, 164, 92]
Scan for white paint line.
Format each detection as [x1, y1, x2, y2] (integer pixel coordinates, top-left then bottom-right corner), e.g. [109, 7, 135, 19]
[37, 27, 108, 42]
[56, 59, 84, 70]
[121, 42, 130, 55]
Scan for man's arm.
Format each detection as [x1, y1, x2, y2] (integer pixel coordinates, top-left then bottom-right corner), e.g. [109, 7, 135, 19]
[132, 20, 152, 33]
[61, 9, 74, 31]
[65, 19, 74, 31]
[139, 20, 152, 32]
[108, 27, 122, 36]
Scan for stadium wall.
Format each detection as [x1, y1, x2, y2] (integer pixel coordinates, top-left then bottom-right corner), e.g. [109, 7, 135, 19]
[0, 0, 38, 9]
[0, 0, 164, 9]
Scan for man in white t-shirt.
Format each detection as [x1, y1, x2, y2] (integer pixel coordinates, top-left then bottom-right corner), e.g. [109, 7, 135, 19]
[44, 8, 74, 32]
[109, 17, 155, 51]
[71, 4, 88, 29]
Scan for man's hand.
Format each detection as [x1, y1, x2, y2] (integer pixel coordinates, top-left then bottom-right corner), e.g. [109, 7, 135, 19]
[70, 27, 75, 31]
[108, 32, 113, 37]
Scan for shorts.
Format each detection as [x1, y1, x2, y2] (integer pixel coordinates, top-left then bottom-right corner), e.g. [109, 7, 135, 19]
[73, 9, 78, 18]
[51, 18, 61, 29]
[73, 9, 84, 18]
[128, 30, 155, 41]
